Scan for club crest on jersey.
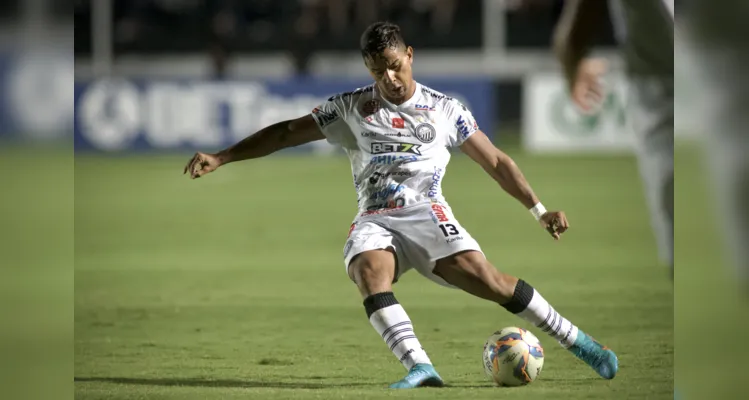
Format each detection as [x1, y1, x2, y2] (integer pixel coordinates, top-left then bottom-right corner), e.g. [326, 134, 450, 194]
[414, 123, 436, 143]
[370, 142, 422, 155]
[361, 99, 381, 116]
[415, 104, 436, 111]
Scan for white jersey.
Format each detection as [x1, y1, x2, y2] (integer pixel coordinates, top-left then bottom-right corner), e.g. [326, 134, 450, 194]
[310, 82, 479, 214]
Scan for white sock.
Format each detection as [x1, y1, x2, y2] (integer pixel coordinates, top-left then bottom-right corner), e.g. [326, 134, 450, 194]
[366, 294, 432, 370]
[502, 280, 579, 348]
[516, 289, 579, 348]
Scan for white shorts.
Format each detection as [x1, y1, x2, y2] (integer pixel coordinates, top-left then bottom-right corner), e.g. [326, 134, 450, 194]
[342, 201, 484, 288]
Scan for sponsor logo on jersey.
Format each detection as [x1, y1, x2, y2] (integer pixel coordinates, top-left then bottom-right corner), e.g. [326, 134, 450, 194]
[385, 131, 412, 138]
[343, 239, 354, 257]
[446, 236, 464, 243]
[361, 131, 377, 137]
[428, 167, 443, 198]
[368, 172, 384, 185]
[456, 115, 475, 139]
[370, 142, 422, 155]
[361, 99, 381, 116]
[366, 198, 406, 212]
[369, 183, 406, 201]
[328, 85, 374, 102]
[421, 87, 454, 101]
[369, 155, 419, 165]
[368, 170, 413, 185]
[415, 104, 436, 111]
[312, 107, 339, 128]
[392, 118, 405, 128]
[414, 123, 436, 143]
[431, 203, 450, 223]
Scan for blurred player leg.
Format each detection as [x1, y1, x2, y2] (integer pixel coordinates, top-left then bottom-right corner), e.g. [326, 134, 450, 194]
[694, 60, 749, 288]
[627, 76, 675, 275]
[684, 2, 749, 289]
[433, 251, 618, 379]
[705, 136, 749, 289]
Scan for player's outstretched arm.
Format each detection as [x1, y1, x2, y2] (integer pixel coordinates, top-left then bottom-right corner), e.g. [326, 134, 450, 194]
[183, 115, 325, 179]
[552, 0, 606, 82]
[459, 130, 569, 240]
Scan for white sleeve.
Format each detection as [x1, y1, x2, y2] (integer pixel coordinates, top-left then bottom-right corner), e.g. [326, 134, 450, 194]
[445, 99, 480, 148]
[310, 94, 352, 146]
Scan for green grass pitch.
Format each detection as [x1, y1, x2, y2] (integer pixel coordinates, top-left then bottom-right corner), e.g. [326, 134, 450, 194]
[73, 147, 674, 399]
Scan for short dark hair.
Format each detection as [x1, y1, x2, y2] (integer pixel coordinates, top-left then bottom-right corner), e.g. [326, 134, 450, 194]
[359, 22, 406, 59]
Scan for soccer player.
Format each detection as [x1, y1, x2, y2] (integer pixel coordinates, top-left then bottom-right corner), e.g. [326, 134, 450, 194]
[552, 0, 674, 278]
[183, 22, 618, 389]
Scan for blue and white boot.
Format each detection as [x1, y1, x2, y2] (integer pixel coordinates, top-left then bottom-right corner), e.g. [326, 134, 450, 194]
[389, 363, 445, 389]
[567, 331, 619, 379]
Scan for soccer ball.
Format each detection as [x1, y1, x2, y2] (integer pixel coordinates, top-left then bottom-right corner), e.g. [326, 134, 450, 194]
[482, 327, 545, 387]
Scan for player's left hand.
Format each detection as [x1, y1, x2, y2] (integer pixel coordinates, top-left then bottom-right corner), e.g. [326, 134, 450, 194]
[539, 211, 569, 240]
[569, 58, 608, 114]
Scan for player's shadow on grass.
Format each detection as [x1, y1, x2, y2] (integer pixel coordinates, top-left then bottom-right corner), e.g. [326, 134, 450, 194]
[445, 377, 601, 389]
[74, 376, 380, 389]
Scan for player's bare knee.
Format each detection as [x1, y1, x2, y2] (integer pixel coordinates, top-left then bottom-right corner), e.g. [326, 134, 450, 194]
[355, 259, 387, 284]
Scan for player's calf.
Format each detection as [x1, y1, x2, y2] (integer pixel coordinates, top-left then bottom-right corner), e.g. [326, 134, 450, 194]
[435, 251, 579, 347]
[433, 250, 518, 303]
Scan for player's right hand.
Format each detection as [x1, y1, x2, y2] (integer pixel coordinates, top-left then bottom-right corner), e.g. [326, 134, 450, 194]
[183, 152, 222, 179]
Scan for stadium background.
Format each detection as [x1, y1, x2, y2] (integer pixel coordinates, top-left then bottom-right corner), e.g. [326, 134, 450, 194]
[0, 0, 710, 398]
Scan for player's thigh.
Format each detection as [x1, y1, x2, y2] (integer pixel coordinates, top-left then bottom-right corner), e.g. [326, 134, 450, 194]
[394, 202, 485, 288]
[706, 141, 749, 275]
[628, 77, 674, 219]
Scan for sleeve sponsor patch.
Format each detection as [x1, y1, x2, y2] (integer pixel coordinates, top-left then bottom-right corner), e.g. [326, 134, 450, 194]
[456, 115, 477, 139]
[312, 107, 340, 128]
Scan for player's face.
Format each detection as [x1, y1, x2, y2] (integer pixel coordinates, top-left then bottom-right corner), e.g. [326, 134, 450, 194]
[364, 45, 414, 103]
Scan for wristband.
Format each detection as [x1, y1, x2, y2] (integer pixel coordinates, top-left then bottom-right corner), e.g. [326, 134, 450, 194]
[529, 203, 547, 221]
